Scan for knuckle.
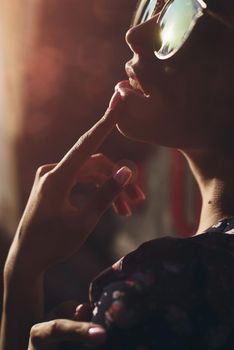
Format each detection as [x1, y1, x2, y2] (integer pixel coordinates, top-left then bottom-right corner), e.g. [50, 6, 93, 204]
[30, 324, 43, 348]
[47, 320, 60, 338]
[77, 133, 86, 146]
[36, 165, 49, 178]
[38, 172, 56, 192]
[79, 323, 89, 339]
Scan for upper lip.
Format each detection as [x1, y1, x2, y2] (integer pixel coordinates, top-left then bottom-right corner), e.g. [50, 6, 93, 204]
[125, 62, 138, 81]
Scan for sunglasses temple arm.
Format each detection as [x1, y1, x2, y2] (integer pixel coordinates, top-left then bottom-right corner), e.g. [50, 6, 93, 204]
[206, 8, 234, 31]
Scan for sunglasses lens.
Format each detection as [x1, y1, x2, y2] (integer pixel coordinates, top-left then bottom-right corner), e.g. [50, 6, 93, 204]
[156, 0, 203, 59]
[132, 0, 158, 26]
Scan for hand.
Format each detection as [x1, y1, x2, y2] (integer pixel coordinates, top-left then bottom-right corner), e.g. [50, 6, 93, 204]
[0, 92, 145, 350]
[5, 95, 145, 275]
[28, 304, 105, 350]
[73, 153, 145, 216]
[28, 320, 106, 350]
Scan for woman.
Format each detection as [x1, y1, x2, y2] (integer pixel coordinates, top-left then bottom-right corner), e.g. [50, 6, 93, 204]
[2, 0, 234, 349]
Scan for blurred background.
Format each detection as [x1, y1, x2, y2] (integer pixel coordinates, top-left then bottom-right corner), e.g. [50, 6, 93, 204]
[0, 0, 200, 312]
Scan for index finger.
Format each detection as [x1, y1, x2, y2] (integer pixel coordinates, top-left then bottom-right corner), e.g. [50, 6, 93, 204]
[52, 92, 122, 187]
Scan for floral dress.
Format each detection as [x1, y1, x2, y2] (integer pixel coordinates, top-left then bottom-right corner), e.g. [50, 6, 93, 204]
[89, 217, 234, 350]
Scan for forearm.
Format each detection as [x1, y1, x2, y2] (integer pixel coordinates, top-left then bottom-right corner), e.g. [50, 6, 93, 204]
[0, 250, 44, 350]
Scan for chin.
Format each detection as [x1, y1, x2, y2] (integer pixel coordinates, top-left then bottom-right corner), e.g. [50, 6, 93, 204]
[116, 119, 199, 150]
[115, 90, 204, 148]
[116, 120, 155, 145]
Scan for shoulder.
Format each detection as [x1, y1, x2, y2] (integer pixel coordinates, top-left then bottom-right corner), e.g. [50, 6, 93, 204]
[89, 233, 234, 348]
[90, 232, 234, 305]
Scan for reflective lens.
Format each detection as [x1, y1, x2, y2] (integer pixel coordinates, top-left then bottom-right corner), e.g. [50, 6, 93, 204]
[132, 0, 158, 26]
[156, 0, 205, 59]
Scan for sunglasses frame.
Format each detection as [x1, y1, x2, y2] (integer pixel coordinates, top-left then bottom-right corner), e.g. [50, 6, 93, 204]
[155, 0, 207, 59]
[132, 0, 234, 60]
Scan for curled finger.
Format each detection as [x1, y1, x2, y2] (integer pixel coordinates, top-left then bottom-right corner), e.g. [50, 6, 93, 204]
[79, 166, 132, 233]
[112, 194, 132, 216]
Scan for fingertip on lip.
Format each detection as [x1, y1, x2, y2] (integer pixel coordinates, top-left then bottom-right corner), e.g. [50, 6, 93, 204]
[116, 87, 145, 99]
[115, 81, 150, 99]
[115, 80, 129, 91]
[115, 80, 151, 98]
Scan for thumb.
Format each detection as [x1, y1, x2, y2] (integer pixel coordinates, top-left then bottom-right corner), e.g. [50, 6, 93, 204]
[28, 320, 106, 350]
[81, 166, 132, 228]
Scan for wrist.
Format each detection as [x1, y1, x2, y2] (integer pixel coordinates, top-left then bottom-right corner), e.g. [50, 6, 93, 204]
[3, 263, 44, 303]
[1, 269, 44, 350]
[4, 239, 46, 284]
[3, 261, 44, 300]
[3, 254, 45, 316]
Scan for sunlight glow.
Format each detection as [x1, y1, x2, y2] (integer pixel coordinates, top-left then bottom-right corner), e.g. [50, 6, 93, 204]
[161, 25, 174, 48]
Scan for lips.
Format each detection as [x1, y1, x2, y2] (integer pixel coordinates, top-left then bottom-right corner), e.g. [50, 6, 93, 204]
[125, 62, 150, 97]
[129, 77, 145, 94]
[115, 80, 148, 99]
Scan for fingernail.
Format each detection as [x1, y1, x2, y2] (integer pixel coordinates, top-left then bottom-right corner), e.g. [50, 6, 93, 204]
[88, 327, 106, 344]
[109, 91, 123, 109]
[74, 304, 84, 319]
[114, 166, 132, 187]
[75, 304, 83, 313]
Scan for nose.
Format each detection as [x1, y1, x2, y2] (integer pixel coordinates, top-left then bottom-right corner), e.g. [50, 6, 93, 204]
[125, 17, 161, 58]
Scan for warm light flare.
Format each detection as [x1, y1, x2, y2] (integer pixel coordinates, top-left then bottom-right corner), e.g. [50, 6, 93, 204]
[160, 25, 174, 48]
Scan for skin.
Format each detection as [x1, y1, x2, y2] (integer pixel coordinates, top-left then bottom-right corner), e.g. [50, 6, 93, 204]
[115, 2, 234, 233]
[27, 303, 105, 350]
[2, 2, 234, 349]
[0, 97, 145, 350]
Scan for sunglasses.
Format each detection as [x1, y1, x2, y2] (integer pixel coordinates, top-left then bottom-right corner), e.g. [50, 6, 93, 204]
[132, 0, 234, 60]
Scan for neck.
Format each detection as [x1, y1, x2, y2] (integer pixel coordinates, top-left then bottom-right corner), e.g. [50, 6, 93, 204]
[181, 149, 234, 234]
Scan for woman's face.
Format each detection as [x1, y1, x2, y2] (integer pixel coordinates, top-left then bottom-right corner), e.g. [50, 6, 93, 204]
[116, 0, 234, 149]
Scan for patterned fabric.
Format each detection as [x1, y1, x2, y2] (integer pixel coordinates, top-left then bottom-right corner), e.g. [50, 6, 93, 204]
[89, 217, 234, 349]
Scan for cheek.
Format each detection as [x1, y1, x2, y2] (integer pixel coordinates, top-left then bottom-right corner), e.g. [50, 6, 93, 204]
[184, 61, 233, 125]
[168, 62, 234, 147]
